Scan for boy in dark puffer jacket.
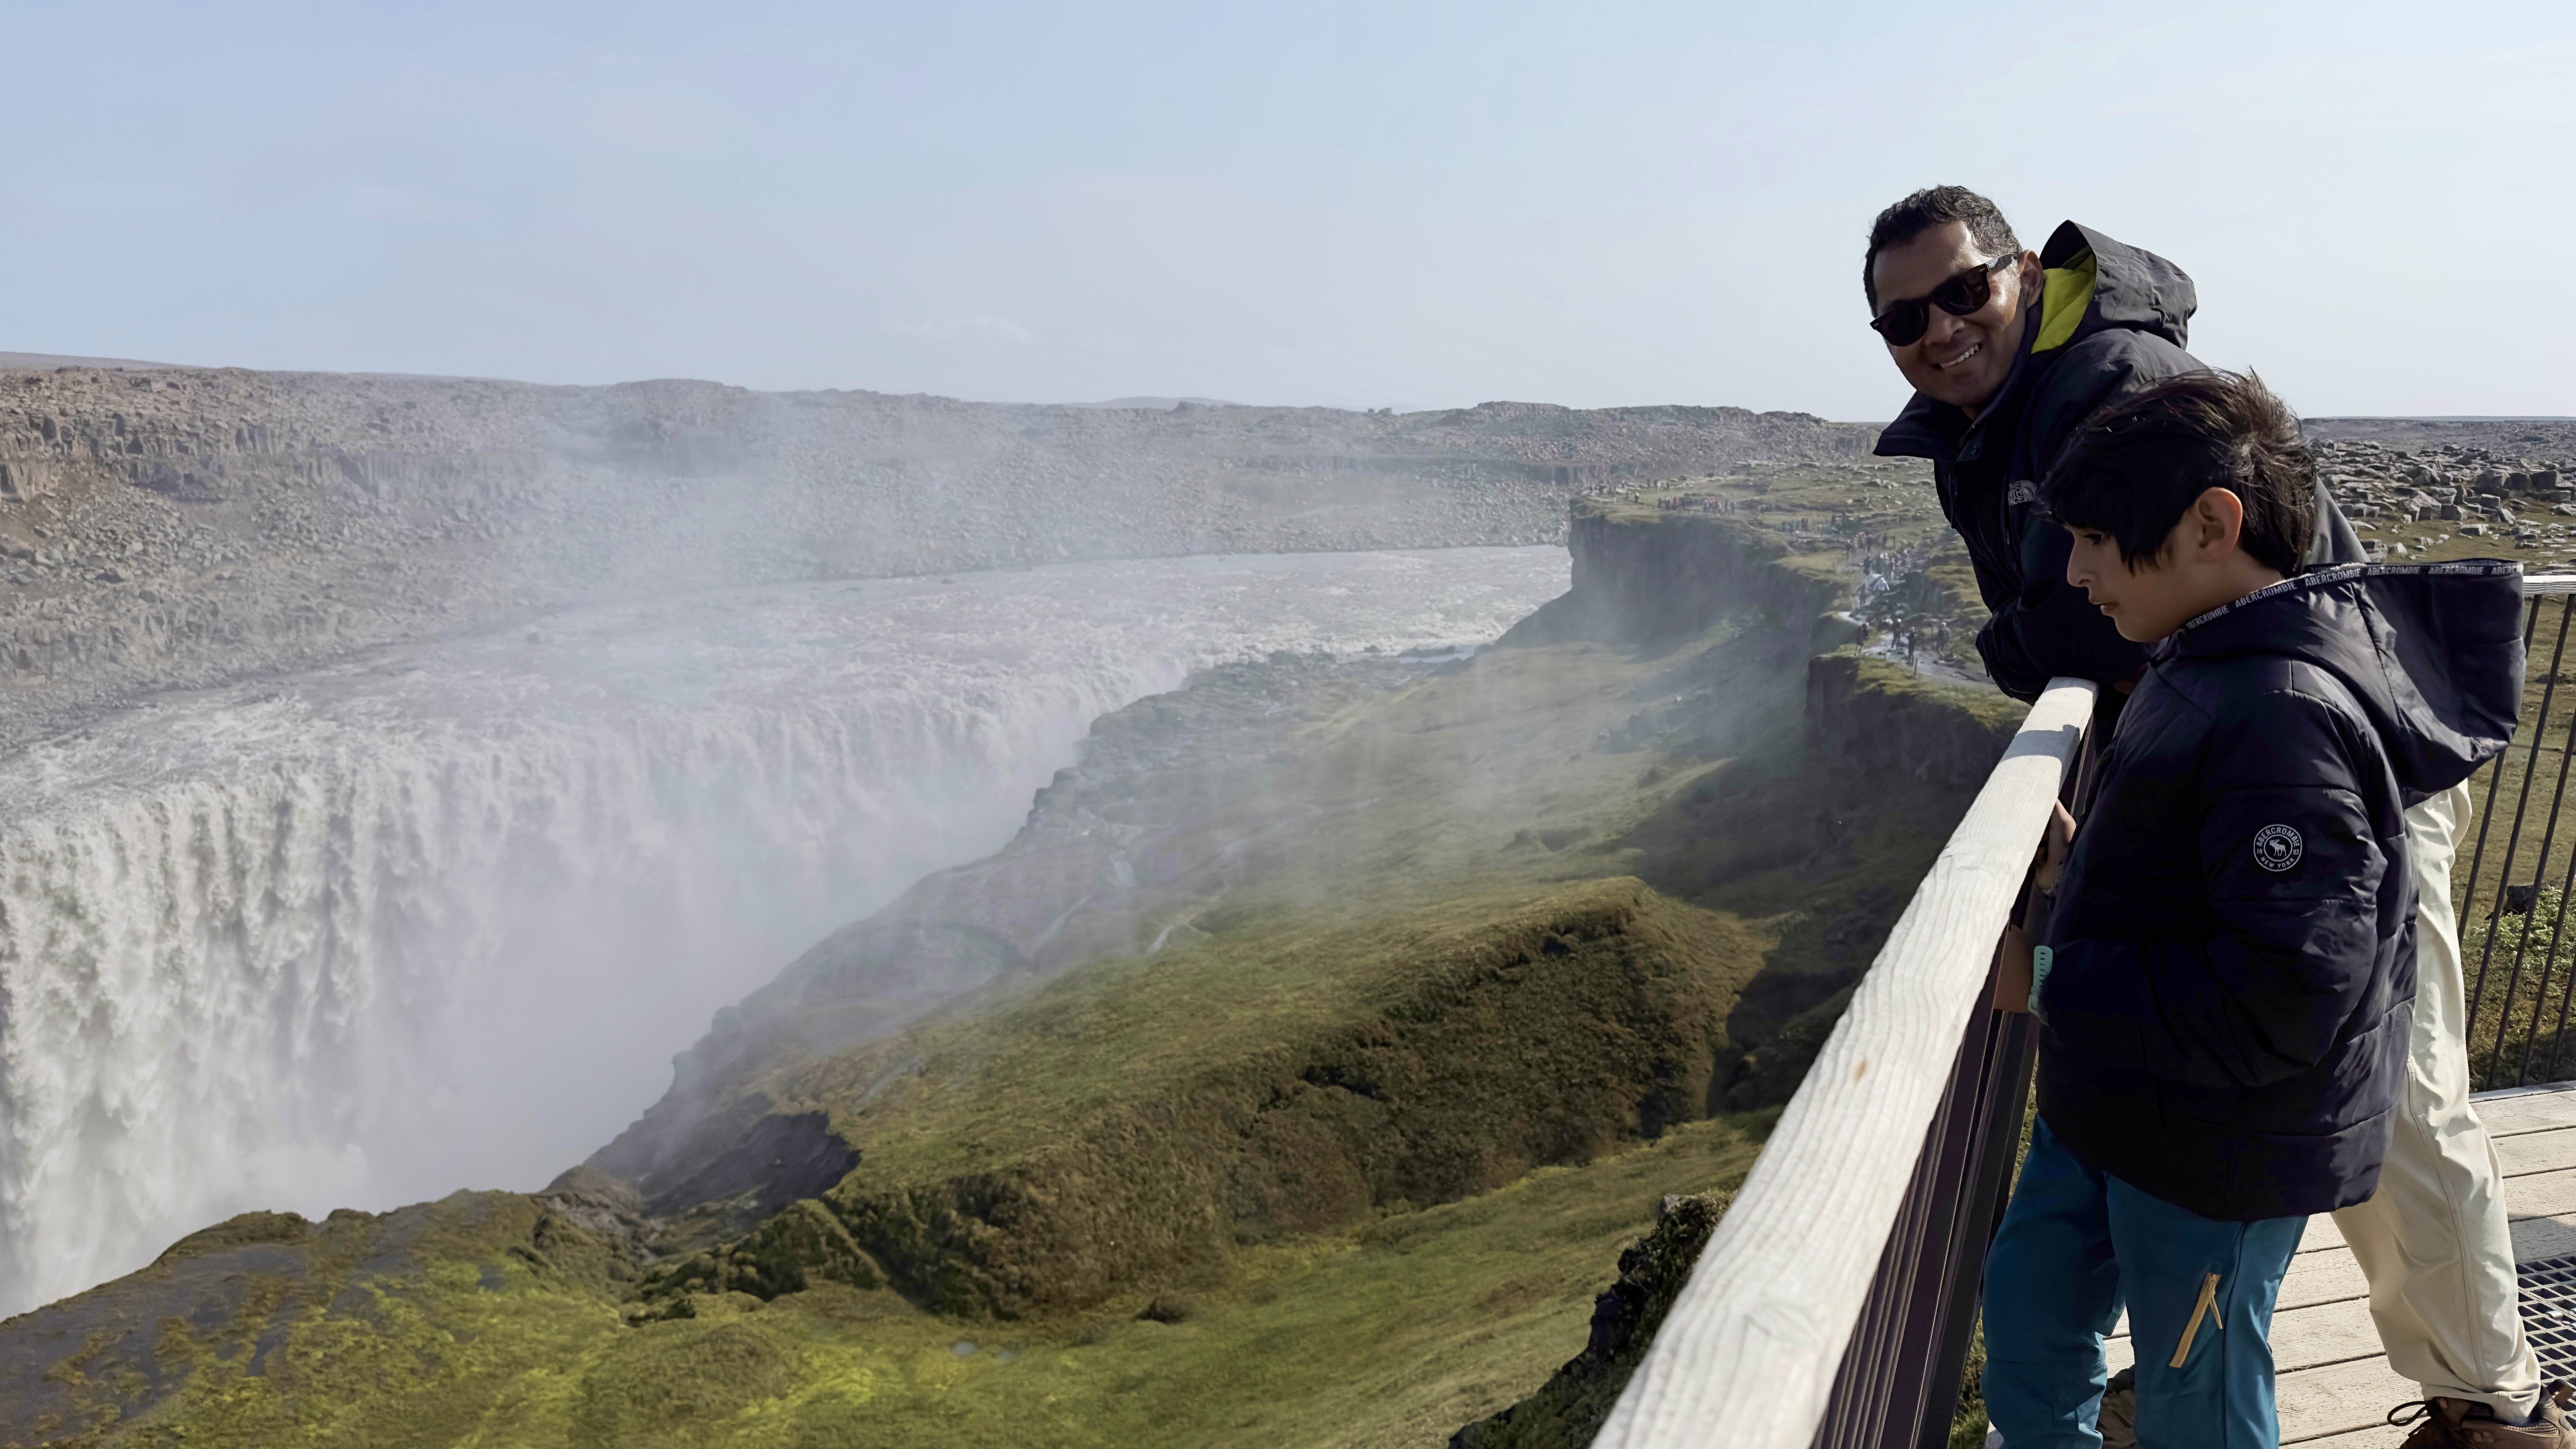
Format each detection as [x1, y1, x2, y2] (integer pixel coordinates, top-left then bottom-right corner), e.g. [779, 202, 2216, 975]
[1980, 371, 2527, 1447]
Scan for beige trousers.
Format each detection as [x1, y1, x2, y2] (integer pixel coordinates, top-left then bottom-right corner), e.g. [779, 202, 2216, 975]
[2332, 782, 2544, 1418]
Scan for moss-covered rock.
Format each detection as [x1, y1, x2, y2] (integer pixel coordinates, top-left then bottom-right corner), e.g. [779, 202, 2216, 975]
[568, 1318, 800, 1449]
[0, 1191, 645, 1448]
[646, 879, 1766, 1318]
[648, 1199, 888, 1301]
[1448, 1189, 1734, 1447]
[1805, 648, 2023, 788]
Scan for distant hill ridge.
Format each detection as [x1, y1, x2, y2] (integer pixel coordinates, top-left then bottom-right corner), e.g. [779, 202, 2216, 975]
[0, 350, 189, 371]
[0, 360, 1874, 746]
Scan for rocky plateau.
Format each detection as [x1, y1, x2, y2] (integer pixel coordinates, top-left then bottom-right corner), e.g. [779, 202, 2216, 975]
[0, 363, 1878, 747]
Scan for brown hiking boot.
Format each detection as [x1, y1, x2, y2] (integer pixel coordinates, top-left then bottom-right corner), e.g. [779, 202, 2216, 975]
[2097, 1366, 2138, 1449]
[2391, 1384, 2576, 1447]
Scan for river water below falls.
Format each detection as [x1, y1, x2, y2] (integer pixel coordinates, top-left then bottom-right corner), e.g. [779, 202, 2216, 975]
[0, 545, 1568, 1315]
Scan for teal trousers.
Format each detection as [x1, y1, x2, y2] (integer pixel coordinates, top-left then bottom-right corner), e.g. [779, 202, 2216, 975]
[1982, 1119, 2308, 1448]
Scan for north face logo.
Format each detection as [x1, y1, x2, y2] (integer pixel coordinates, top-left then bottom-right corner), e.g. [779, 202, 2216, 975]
[2253, 824, 2304, 872]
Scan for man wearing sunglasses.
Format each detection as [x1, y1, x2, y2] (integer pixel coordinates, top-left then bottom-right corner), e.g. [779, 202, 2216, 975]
[1863, 186, 2566, 1446]
[1864, 186, 2281, 702]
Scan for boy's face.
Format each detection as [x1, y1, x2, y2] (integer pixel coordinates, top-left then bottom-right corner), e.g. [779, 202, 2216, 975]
[2064, 487, 2283, 643]
[2065, 525, 2189, 641]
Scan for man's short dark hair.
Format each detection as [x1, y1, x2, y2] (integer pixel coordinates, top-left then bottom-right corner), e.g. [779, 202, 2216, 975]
[1862, 185, 2022, 311]
[2040, 370, 2317, 574]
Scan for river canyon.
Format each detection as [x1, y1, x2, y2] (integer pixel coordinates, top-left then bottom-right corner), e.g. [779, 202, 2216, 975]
[9, 358, 2564, 1448]
[0, 544, 1568, 1316]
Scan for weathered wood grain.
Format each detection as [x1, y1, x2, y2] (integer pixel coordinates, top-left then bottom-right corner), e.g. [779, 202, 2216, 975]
[2281, 1247, 2372, 1312]
[2512, 1213, 2576, 1262]
[2289, 1420, 2412, 1447]
[1592, 678, 2095, 1449]
[2507, 1166, 2576, 1220]
[2479, 1083, 2576, 1138]
[2500, 1124, 2576, 1177]
[2276, 1353, 2421, 1440]
[2302, 1214, 2349, 1255]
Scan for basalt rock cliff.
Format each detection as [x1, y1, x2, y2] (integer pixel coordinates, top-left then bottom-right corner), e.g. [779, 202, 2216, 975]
[0, 367, 1872, 745]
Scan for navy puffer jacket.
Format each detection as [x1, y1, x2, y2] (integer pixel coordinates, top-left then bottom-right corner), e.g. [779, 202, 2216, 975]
[2036, 562, 2524, 1221]
[1875, 221, 2365, 700]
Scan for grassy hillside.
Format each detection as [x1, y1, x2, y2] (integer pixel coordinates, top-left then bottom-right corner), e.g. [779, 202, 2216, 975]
[12, 1118, 1764, 1449]
[2, 480, 2024, 1448]
[656, 880, 1762, 1317]
[9, 877, 1777, 1449]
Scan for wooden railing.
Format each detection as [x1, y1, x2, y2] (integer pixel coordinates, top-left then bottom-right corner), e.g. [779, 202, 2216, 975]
[1593, 675, 2097, 1449]
[1596, 571, 2576, 1449]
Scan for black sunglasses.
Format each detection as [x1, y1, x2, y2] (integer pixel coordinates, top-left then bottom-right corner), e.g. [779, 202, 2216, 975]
[1869, 254, 2015, 347]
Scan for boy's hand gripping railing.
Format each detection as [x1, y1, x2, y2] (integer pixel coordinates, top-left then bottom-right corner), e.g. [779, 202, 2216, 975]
[1593, 676, 2098, 1449]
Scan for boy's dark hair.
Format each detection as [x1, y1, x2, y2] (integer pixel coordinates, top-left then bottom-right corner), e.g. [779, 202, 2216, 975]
[2040, 370, 2317, 573]
[1862, 186, 2021, 311]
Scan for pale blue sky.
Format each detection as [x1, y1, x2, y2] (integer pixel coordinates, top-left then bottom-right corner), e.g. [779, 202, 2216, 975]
[4, 1, 2569, 420]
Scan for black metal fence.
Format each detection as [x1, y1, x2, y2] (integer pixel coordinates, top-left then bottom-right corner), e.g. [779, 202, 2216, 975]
[1810, 966, 2038, 1448]
[2464, 585, 2576, 1091]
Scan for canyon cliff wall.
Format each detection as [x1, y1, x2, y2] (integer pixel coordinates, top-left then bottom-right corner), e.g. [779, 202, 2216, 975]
[1803, 650, 2024, 789]
[1499, 502, 1840, 647]
[0, 367, 1872, 744]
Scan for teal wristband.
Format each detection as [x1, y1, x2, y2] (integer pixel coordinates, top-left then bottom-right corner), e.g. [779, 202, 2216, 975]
[2030, 944, 2054, 1017]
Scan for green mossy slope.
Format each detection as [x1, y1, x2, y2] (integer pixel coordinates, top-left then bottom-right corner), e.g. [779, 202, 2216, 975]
[651, 879, 1767, 1318]
[2, 1192, 638, 1448]
[1448, 1190, 1730, 1448]
[642, 1118, 1766, 1449]
[4, 1114, 1767, 1449]
[4, 474, 2031, 1448]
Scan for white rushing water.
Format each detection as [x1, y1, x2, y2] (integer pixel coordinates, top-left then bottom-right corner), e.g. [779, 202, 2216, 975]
[0, 545, 1568, 1315]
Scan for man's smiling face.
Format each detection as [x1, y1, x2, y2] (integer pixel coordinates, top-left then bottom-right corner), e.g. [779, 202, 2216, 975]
[1870, 219, 2039, 416]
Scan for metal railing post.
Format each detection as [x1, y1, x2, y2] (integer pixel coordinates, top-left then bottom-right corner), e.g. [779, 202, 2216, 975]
[1808, 959, 2039, 1449]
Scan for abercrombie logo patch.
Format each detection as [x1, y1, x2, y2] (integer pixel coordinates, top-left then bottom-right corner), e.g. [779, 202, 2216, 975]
[2253, 824, 2304, 872]
[2006, 479, 2039, 505]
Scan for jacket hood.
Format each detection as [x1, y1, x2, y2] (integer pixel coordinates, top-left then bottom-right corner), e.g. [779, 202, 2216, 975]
[2164, 561, 2526, 797]
[2028, 221, 2195, 357]
[1876, 221, 2197, 461]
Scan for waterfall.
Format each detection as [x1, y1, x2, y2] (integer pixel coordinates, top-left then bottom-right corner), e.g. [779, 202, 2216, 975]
[0, 547, 1568, 1315]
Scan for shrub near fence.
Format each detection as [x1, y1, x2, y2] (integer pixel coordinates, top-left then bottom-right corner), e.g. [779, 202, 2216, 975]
[2466, 884, 2576, 1090]
[2461, 580, 2576, 1091]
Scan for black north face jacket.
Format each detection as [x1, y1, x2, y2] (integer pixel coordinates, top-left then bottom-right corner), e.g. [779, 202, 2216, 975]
[1874, 221, 2364, 701]
[2035, 562, 2524, 1221]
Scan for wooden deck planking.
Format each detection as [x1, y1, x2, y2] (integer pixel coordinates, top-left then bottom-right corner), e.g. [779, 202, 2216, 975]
[2068, 1101, 2576, 1443]
[2517, 1215, 2576, 1261]
[2273, 1106, 2576, 1439]
[2279, 1355, 2435, 1439]
[2502, 1129, 2576, 1177]
[2506, 1165, 2576, 1219]
[2302, 1212, 2350, 1255]
[2282, 1246, 2372, 1312]
[2476, 1083, 2576, 1138]
[2290, 1418, 2414, 1446]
